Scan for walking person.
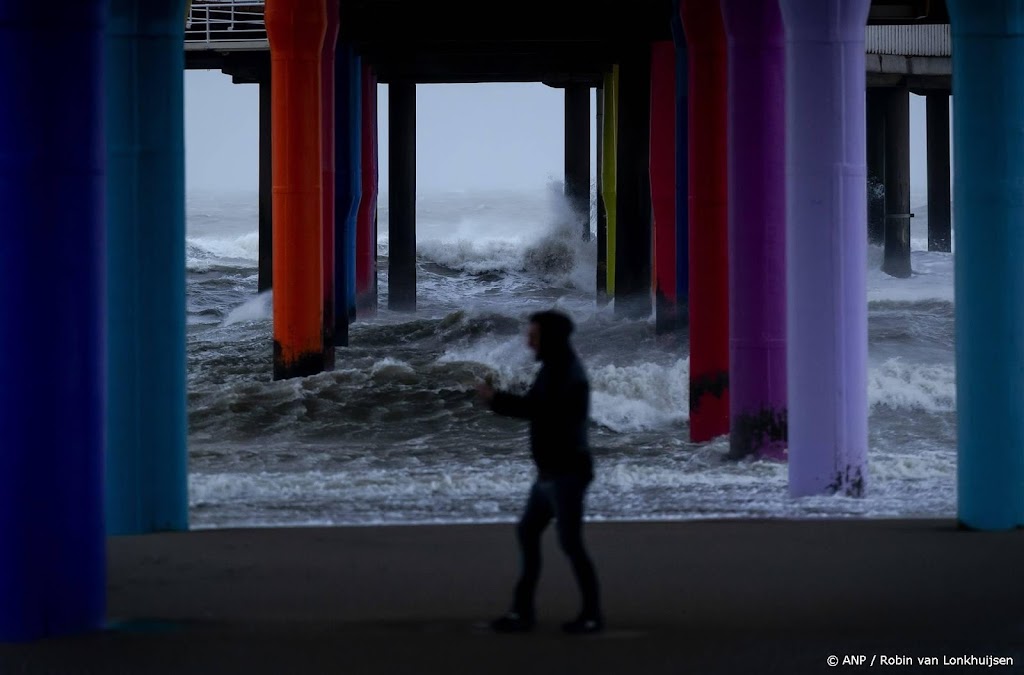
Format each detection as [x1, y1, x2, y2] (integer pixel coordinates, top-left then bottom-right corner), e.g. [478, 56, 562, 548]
[476, 310, 603, 635]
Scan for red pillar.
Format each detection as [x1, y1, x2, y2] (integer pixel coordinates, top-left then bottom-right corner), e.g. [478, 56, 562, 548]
[680, 0, 729, 441]
[266, 0, 327, 379]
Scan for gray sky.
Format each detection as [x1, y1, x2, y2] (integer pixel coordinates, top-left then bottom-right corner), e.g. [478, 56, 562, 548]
[185, 69, 935, 197]
[185, 70, 578, 193]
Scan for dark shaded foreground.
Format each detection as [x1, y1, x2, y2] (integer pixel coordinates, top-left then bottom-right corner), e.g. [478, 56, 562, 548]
[2, 520, 1022, 674]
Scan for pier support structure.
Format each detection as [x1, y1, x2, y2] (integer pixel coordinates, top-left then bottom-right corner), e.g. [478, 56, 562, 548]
[106, 0, 190, 534]
[614, 46, 653, 319]
[596, 84, 608, 305]
[0, 0, 107, 641]
[267, 0, 327, 379]
[866, 88, 886, 246]
[671, 11, 689, 322]
[781, 0, 870, 497]
[259, 70, 273, 292]
[356, 64, 379, 317]
[948, 0, 1024, 530]
[601, 67, 619, 300]
[334, 43, 361, 338]
[721, 0, 787, 460]
[389, 80, 417, 312]
[882, 82, 912, 278]
[650, 40, 678, 333]
[926, 92, 951, 253]
[320, 0, 338, 367]
[681, 0, 729, 442]
[565, 83, 591, 238]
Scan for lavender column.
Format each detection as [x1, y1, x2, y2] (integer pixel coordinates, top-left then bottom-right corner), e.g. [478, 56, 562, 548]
[780, 0, 870, 496]
[721, 0, 787, 460]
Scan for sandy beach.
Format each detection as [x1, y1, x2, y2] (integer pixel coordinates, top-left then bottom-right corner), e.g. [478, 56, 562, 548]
[1, 519, 1022, 674]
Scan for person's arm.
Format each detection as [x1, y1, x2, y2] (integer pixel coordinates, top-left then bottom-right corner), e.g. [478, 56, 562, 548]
[490, 390, 534, 419]
[477, 379, 536, 419]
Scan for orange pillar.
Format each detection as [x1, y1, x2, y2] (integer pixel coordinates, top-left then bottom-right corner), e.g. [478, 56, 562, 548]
[265, 0, 327, 380]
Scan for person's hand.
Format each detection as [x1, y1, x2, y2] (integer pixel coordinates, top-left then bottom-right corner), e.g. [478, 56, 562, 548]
[476, 381, 495, 404]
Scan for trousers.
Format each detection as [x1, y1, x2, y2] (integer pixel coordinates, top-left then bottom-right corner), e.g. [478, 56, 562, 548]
[512, 473, 601, 618]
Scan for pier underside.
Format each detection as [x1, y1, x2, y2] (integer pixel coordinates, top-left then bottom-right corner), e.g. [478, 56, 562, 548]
[188, 0, 950, 84]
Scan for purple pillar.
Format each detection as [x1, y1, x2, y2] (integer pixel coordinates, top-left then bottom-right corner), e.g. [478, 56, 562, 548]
[780, 0, 870, 497]
[721, 0, 787, 461]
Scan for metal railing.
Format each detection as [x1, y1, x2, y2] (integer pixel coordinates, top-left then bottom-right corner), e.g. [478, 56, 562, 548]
[866, 25, 950, 57]
[185, 0, 267, 51]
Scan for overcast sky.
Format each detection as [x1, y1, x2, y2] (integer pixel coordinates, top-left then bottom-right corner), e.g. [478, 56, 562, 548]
[185, 70, 582, 193]
[184, 69, 934, 197]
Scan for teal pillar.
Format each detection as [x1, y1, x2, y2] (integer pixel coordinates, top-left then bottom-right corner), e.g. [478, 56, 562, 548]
[106, 0, 189, 534]
[948, 0, 1024, 530]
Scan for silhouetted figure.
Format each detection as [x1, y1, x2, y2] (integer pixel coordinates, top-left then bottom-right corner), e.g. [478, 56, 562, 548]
[476, 310, 603, 635]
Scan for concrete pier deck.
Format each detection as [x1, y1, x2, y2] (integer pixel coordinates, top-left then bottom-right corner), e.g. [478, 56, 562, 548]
[1, 519, 1021, 674]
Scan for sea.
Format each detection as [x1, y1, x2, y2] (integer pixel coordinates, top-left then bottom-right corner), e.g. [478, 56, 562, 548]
[185, 184, 955, 529]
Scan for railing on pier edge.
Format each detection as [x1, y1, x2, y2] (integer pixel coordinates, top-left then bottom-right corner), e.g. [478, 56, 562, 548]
[185, 0, 267, 51]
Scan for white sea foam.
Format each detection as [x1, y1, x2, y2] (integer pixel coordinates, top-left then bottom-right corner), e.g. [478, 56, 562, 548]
[188, 434, 956, 528]
[222, 291, 273, 326]
[589, 359, 690, 432]
[187, 231, 260, 270]
[868, 357, 955, 413]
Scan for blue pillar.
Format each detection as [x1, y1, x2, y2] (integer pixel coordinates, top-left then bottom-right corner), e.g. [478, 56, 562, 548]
[0, 0, 107, 641]
[948, 0, 1024, 531]
[334, 44, 362, 341]
[671, 0, 689, 316]
[106, 0, 189, 534]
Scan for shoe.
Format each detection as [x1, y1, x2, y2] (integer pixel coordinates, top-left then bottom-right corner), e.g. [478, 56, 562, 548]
[490, 611, 535, 633]
[561, 615, 604, 635]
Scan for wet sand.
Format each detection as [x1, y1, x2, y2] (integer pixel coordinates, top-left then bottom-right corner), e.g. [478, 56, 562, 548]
[1, 519, 1022, 674]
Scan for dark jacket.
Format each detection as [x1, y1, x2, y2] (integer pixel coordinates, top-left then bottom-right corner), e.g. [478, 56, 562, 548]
[490, 347, 593, 479]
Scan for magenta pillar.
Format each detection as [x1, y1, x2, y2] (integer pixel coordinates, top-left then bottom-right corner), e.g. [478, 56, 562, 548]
[720, 0, 787, 460]
[780, 0, 870, 496]
[680, 0, 731, 443]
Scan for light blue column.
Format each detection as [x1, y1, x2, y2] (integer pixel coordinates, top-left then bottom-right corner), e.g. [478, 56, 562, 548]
[106, 0, 189, 534]
[0, 0, 107, 641]
[780, 0, 870, 497]
[948, 0, 1024, 531]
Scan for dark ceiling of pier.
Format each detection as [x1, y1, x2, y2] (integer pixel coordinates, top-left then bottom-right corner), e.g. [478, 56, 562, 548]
[192, 0, 949, 85]
[341, 0, 673, 85]
[340, 0, 949, 84]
